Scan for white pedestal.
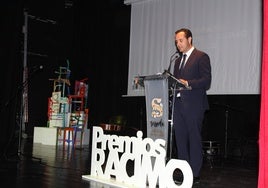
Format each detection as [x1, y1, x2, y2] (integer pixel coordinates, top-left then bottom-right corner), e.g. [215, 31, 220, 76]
[33, 126, 90, 146]
[33, 127, 57, 145]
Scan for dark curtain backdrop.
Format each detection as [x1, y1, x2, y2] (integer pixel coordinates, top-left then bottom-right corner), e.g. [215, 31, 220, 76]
[1, 1, 260, 162]
[0, 0, 133, 158]
[70, 1, 131, 126]
[0, 1, 24, 158]
[22, 0, 133, 133]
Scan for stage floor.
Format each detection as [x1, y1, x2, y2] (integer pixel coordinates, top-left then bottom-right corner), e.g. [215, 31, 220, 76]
[0, 137, 258, 188]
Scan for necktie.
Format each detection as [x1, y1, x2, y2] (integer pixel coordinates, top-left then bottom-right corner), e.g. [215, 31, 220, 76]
[180, 54, 187, 69]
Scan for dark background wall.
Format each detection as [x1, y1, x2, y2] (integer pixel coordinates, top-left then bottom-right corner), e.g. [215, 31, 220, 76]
[0, 0, 260, 159]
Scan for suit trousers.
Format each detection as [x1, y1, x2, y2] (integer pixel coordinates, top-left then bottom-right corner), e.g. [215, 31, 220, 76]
[173, 97, 204, 177]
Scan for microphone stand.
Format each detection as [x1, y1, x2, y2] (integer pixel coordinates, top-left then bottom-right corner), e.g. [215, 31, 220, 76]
[224, 109, 229, 160]
[167, 51, 179, 72]
[1, 76, 29, 161]
[167, 81, 178, 160]
[3, 66, 43, 160]
[163, 69, 191, 161]
[164, 55, 177, 160]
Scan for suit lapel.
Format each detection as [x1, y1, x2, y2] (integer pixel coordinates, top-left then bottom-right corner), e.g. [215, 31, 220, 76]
[183, 48, 196, 70]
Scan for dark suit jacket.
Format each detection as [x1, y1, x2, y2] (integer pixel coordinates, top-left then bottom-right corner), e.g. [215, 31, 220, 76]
[173, 48, 211, 114]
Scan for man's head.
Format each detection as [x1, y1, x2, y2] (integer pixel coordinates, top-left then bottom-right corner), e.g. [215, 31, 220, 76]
[175, 28, 193, 54]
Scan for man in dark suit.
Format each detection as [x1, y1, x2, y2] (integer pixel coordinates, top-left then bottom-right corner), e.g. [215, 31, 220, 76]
[173, 28, 211, 185]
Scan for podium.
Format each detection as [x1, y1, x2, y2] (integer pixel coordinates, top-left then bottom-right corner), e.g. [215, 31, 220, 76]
[143, 74, 169, 154]
[138, 71, 191, 160]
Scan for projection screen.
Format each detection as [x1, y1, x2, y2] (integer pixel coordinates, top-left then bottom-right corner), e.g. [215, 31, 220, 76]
[124, 0, 262, 96]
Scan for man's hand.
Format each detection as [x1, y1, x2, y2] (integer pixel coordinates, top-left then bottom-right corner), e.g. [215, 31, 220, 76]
[179, 79, 188, 86]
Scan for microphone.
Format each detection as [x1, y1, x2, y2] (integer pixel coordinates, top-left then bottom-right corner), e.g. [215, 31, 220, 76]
[167, 51, 179, 72]
[30, 65, 43, 70]
[30, 65, 44, 75]
[33, 65, 43, 71]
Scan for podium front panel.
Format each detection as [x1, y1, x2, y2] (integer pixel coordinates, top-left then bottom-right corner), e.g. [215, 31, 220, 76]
[144, 75, 169, 151]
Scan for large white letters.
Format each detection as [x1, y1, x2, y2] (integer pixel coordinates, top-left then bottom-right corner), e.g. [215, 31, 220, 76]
[89, 126, 193, 188]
